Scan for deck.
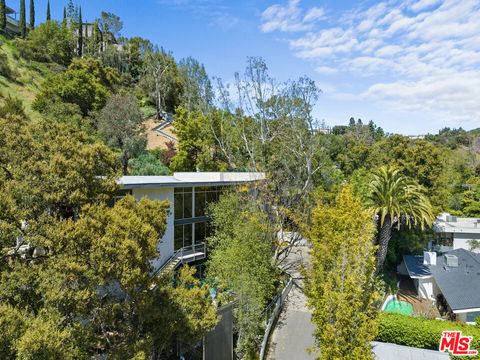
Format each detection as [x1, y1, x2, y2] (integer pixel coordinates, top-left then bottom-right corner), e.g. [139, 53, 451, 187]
[397, 276, 441, 319]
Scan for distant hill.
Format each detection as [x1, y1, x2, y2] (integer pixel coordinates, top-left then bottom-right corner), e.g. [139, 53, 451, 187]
[0, 36, 53, 120]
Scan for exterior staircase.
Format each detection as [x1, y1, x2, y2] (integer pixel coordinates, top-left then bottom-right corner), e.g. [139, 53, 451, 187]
[154, 242, 207, 278]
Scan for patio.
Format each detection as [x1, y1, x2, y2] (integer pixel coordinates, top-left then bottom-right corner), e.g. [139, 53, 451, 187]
[397, 276, 441, 319]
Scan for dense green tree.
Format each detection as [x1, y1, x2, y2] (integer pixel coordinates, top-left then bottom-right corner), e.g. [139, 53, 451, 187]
[96, 93, 147, 174]
[460, 177, 480, 217]
[130, 152, 170, 176]
[0, 116, 119, 219]
[127, 37, 144, 81]
[171, 106, 233, 171]
[0, 0, 6, 32]
[17, 20, 76, 66]
[20, 0, 26, 37]
[66, 0, 75, 22]
[208, 193, 278, 359]
[33, 57, 120, 115]
[305, 186, 380, 360]
[63, 6, 66, 23]
[141, 48, 183, 115]
[99, 11, 123, 38]
[46, 0, 50, 21]
[0, 112, 217, 358]
[366, 166, 434, 271]
[368, 136, 454, 210]
[29, 0, 34, 29]
[178, 56, 213, 114]
[77, 7, 83, 57]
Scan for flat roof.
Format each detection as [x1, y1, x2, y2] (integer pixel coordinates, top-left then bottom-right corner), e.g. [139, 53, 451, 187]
[117, 172, 265, 189]
[372, 342, 450, 360]
[434, 213, 480, 234]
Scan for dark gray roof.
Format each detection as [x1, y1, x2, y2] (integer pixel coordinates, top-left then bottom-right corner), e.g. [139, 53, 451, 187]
[372, 342, 450, 360]
[403, 255, 432, 278]
[430, 248, 480, 311]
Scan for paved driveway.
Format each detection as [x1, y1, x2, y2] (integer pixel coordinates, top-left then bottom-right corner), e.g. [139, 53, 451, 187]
[267, 245, 315, 360]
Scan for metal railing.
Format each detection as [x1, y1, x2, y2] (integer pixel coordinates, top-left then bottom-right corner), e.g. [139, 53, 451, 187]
[155, 242, 207, 276]
[259, 277, 294, 360]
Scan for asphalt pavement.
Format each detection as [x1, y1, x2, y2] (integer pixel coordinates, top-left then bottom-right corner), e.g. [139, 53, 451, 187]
[266, 245, 316, 360]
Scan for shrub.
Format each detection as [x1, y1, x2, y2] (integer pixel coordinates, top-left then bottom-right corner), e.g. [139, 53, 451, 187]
[0, 95, 26, 118]
[15, 21, 75, 67]
[33, 58, 120, 116]
[377, 313, 480, 359]
[130, 152, 170, 176]
[0, 51, 13, 79]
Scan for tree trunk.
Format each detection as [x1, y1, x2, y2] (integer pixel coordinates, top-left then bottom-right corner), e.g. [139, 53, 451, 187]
[375, 215, 392, 273]
[122, 155, 129, 175]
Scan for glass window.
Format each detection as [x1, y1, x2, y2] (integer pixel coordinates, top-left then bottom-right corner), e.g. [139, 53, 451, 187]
[467, 312, 480, 323]
[195, 191, 206, 217]
[184, 192, 193, 219]
[174, 225, 184, 250]
[184, 224, 193, 248]
[174, 193, 183, 220]
[195, 222, 206, 243]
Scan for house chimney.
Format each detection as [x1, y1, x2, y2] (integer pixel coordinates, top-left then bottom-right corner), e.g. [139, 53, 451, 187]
[423, 251, 437, 266]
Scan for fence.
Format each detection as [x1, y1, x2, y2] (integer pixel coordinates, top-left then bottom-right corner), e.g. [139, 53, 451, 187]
[258, 277, 294, 360]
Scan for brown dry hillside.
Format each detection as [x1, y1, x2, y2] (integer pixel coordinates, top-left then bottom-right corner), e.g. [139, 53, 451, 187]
[144, 117, 178, 150]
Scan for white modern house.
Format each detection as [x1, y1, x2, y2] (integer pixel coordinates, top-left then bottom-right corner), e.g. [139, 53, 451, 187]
[116, 172, 265, 274]
[5, 5, 20, 34]
[432, 213, 480, 253]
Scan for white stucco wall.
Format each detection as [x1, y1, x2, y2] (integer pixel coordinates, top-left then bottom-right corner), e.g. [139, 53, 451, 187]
[453, 233, 480, 253]
[417, 278, 435, 300]
[132, 187, 174, 271]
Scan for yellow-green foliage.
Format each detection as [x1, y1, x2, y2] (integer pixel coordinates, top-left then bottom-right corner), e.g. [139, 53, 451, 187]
[0, 36, 52, 120]
[0, 110, 217, 358]
[305, 186, 381, 360]
[207, 192, 278, 359]
[377, 313, 480, 360]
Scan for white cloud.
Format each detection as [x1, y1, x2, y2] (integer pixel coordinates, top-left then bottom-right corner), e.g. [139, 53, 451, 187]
[316, 66, 338, 75]
[261, 0, 325, 33]
[410, 0, 442, 12]
[262, 0, 480, 126]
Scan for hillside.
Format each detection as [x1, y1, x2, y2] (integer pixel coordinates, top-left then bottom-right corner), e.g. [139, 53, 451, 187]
[0, 36, 53, 120]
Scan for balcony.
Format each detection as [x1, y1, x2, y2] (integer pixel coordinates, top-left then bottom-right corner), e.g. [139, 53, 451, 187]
[155, 242, 207, 277]
[6, 16, 20, 34]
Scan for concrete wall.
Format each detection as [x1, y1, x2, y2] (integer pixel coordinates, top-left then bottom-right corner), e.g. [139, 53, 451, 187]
[132, 187, 174, 271]
[453, 233, 480, 253]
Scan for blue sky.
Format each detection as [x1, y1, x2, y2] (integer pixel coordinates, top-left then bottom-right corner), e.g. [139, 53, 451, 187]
[13, 0, 480, 134]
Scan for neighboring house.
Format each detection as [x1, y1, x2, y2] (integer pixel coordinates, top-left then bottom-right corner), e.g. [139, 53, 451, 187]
[407, 134, 426, 140]
[5, 5, 20, 34]
[76, 22, 119, 54]
[399, 249, 480, 323]
[432, 213, 480, 253]
[117, 172, 265, 273]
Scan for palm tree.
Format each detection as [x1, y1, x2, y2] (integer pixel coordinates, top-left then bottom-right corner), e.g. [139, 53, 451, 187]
[367, 166, 434, 271]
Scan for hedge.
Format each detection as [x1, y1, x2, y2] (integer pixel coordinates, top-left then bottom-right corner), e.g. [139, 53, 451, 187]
[376, 313, 480, 359]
